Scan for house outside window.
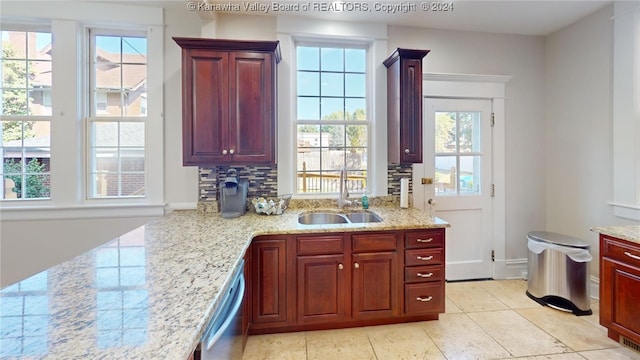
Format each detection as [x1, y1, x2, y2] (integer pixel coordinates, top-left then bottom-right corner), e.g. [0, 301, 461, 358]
[0, 29, 52, 200]
[88, 32, 147, 198]
[296, 44, 368, 194]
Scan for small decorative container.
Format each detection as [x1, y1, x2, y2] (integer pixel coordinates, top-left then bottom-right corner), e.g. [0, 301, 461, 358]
[253, 194, 292, 215]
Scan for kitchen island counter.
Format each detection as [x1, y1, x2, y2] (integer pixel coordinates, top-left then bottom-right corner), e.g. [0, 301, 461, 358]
[0, 204, 447, 359]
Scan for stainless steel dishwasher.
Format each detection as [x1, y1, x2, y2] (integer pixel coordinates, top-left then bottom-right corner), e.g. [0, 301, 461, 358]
[201, 260, 245, 360]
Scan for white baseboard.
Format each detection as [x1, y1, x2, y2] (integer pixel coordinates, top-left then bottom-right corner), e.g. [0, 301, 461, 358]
[495, 259, 600, 300]
[493, 258, 528, 280]
[590, 275, 600, 300]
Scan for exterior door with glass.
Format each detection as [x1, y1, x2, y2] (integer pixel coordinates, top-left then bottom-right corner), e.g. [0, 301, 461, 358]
[416, 98, 493, 281]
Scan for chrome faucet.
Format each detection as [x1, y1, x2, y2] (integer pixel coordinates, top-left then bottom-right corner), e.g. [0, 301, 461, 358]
[338, 166, 352, 209]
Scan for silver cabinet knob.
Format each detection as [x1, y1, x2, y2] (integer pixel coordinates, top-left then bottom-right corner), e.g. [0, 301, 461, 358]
[404, 148, 410, 154]
[222, 149, 228, 155]
[354, 262, 360, 269]
[338, 263, 344, 270]
[229, 149, 235, 155]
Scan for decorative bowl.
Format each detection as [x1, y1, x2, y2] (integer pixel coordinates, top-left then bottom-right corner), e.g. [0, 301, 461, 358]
[253, 194, 292, 215]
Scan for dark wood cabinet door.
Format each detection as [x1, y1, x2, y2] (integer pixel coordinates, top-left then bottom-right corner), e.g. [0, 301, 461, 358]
[228, 51, 275, 164]
[399, 57, 423, 163]
[352, 251, 400, 320]
[251, 237, 287, 324]
[297, 254, 349, 324]
[182, 49, 229, 165]
[601, 257, 640, 343]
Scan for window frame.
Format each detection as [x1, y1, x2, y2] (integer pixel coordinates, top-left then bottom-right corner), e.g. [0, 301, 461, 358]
[86, 29, 148, 200]
[0, 25, 53, 202]
[0, 2, 164, 220]
[293, 40, 371, 196]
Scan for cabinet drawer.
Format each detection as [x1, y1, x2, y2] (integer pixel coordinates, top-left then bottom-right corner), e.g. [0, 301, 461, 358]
[405, 283, 444, 315]
[405, 230, 444, 249]
[602, 236, 640, 268]
[352, 233, 398, 252]
[404, 265, 444, 283]
[405, 248, 444, 266]
[297, 235, 344, 255]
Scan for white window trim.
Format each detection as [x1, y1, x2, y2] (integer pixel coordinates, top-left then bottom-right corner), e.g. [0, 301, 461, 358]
[276, 17, 389, 198]
[0, 2, 164, 220]
[611, 2, 640, 221]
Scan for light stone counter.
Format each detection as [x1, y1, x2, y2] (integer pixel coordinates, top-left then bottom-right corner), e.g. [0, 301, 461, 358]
[0, 204, 447, 360]
[591, 225, 640, 244]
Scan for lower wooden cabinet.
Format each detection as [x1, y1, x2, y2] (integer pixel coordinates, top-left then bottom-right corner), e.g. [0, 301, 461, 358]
[600, 234, 640, 345]
[249, 228, 445, 334]
[351, 233, 400, 320]
[403, 229, 446, 316]
[251, 236, 287, 326]
[297, 253, 348, 324]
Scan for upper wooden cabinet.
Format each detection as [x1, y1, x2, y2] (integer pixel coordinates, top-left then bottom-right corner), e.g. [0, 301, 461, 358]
[384, 48, 430, 164]
[173, 38, 281, 166]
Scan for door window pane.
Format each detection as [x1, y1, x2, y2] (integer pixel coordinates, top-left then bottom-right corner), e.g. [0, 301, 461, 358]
[435, 156, 457, 196]
[459, 112, 481, 153]
[435, 110, 483, 196]
[459, 156, 481, 195]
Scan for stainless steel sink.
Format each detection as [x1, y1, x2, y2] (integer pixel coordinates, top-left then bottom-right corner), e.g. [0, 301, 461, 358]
[297, 211, 383, 225]
[298, 212, 348, 225]
[345, 212, 383, 223]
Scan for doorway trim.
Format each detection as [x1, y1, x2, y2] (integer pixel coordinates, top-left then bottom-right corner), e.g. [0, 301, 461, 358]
[422, 73, 513, 279]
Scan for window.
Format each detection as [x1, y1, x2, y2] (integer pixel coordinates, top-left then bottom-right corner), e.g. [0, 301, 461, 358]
[88, 32, 147, 198]
[435, 111, 483, 196]
[296, 44, 368, 194]
[0, 29, 52, 200]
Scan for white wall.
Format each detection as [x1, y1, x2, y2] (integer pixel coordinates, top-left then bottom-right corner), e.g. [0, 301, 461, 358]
[163, 5, 202, 208]
[387, 27, 547, 262]
[545, 4, 636, 278]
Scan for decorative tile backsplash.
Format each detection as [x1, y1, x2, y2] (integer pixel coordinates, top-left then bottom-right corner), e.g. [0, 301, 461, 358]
[198, 164, 413, 202]
[199, 165, 279, 201]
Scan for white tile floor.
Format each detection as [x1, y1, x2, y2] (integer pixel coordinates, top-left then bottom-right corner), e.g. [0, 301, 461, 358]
[242, 280, 640, 359]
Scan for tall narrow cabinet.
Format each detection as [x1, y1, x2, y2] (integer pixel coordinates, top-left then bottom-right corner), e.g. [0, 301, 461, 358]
[384, 48, 430, 164]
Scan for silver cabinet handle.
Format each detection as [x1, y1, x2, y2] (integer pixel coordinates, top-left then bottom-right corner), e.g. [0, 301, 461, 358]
[416, 296, 433, 302]
[338, 263, 344, 270]
[416, 255, 434, 261]
[404, 148, 410, 154]
[354, 262, 360, 269]
[222, 149, 228, 155]
[624, 251, 640, 261]
[417, 238, 433, 243]
[229, 149, 235, 154]
[416, 272, 433, 278]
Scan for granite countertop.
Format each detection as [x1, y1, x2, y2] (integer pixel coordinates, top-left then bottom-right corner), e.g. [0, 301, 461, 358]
[0, 202, 448, 359]
[591, 225, 640, 244]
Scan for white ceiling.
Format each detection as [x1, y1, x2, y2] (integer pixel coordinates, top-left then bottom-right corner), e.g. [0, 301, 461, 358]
[196, 0, 612, 36]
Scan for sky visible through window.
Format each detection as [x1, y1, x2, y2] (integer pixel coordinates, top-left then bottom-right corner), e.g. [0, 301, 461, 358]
[96, 36, 147, 56]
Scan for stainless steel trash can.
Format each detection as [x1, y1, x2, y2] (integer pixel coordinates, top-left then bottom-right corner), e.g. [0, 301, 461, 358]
[526, 231, 592, 316]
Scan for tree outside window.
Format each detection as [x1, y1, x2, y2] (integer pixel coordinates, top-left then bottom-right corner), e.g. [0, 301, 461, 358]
[1, 30, 52, 200]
